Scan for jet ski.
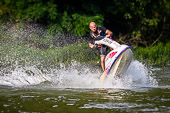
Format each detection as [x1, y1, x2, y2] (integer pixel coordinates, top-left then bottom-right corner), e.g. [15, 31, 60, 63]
[94, 36, 133, 83]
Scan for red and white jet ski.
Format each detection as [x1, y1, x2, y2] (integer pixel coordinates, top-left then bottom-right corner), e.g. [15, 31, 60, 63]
[94, 37, 133, 83]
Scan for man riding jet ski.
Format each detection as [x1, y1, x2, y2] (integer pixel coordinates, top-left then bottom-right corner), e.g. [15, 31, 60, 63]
[88, 22, 133, 83]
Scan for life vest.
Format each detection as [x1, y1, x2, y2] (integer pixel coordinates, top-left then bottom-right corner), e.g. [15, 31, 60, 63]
[90, 26, 104, 47]
[91, 26, 111, 47]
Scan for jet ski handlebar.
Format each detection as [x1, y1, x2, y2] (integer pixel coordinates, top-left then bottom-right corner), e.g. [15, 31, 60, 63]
[94, 37, 121, 49]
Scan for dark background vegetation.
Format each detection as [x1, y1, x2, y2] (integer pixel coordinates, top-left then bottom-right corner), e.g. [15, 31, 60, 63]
[0, 0, 170, 65]
[1, 0, 170, 44]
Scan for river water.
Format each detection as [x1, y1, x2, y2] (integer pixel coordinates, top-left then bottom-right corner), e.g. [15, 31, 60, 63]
[0, 60, 170, 113]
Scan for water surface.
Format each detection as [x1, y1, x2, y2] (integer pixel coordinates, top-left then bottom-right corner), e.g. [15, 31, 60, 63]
[0, 61, 170, 113]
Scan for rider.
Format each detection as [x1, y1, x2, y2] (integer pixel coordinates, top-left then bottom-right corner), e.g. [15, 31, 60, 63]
[89, 22, 113, 71]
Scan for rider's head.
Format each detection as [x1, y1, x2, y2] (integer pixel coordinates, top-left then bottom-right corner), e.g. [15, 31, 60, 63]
[89, 22, 97, 32]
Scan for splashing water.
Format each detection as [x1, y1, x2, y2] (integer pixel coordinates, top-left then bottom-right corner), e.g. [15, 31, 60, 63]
[0, 60, 158, 88]
[103, 60, 158, 89]
[0, 22, 158, 88]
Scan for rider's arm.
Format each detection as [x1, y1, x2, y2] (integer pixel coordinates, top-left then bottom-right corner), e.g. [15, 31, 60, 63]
[89, 43, 95, 48]
[105, 29, 113, 38]
[100, 26, 113, 38]
[89, 33, 95, 48]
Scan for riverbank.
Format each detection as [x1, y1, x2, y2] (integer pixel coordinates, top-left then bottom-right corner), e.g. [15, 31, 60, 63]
[0, 39, 170, 67]
[0, 22, 169, 66]
[133, 42, 170, 66]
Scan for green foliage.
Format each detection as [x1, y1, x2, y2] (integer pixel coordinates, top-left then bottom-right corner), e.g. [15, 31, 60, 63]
[47, 23, 62, 35]
[133, 42, 170, 65]
[124, 13, 132, 19]
[142, 18, 160, 27]
[0, 0, 58, 22]
[1, 0, 169, 41]
[72, 14, 104, 36]
[0, 0, 105, 37]
[131, 30, 141, 38]
[47, 13, 104, 37]
[0, 41, 98, 66]
[21, 0, 57, 21]
[61, 11, 72, 32]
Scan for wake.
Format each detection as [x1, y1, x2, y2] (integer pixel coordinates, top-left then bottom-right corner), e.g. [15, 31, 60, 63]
[0, 60, 158, 88]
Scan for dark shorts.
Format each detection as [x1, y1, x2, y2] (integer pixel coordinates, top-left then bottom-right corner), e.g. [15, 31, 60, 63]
[98, 46, 107, 56]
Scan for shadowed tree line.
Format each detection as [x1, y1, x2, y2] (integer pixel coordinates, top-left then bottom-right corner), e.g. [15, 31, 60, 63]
[0, 0, 170, 46]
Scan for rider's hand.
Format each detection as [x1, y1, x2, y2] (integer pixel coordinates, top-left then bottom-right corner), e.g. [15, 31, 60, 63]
[105, 35, 111, 38]
[89, 43, 95, 48]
